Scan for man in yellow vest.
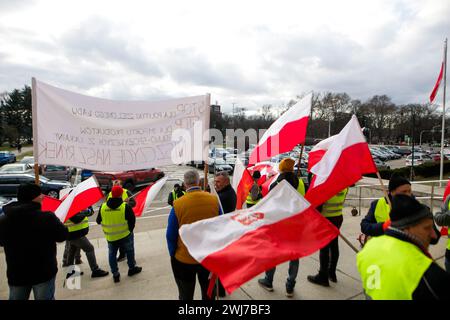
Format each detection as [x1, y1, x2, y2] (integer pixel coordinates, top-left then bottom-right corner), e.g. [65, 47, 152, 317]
[357, 194, 450, 299]
[97, 185, 141, 283]
[108, 180, 135, 262]
[168, 183, 186, 207]
[434, 194, 450, 272]
[360, 174, 411, 238]
[65, 207, 109, 278]
[307, 188, 348, 286]
[258, 158, 306, 297]
[246, 171, 262, 208]
[166, 170, 222, 300]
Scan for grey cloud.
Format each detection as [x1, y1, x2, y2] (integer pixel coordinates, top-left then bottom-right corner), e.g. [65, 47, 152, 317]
[0, 59, 108, 93]
[60, 17, 162, 77]
[163, 49, 268, 94]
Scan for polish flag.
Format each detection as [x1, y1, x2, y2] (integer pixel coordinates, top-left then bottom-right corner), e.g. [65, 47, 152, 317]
[307, 135, 336, 171]
[41, 195, 62, 212]
[306, 115, 377, 207]
[261, 173, 279, 197]
[430, 62, 444, 103]
[232, 158, 254, 209]
[55, 176, 104, 223]
[180, 180, 340, 294]
[248, 93, 311, 165]
[133, 176, 168, 216]
[248, 162, 277, 185]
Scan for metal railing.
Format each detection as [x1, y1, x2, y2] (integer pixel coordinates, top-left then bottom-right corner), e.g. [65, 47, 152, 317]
[347, 179, 449, 216]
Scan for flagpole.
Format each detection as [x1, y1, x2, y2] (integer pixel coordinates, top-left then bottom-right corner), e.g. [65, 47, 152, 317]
[296, 144, 304, 178]
[376, 171, 392, 208]
[31, 77, 40, 186]
[208, 180, 224, 300]
[440, 38, 448, 187]
[339, 234, 359, 253]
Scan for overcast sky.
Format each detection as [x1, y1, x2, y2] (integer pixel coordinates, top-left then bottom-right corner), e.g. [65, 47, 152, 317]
[0, 0, 449, 113]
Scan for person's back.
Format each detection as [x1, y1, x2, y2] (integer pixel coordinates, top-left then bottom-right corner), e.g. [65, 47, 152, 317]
[0, 183, 68, 300]
[167, 170, 221, 300]
[0, 201, 67, 286]
[173, 190, 219, 264]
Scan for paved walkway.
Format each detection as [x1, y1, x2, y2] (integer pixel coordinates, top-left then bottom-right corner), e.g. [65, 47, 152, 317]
[0, 206, 446, 300]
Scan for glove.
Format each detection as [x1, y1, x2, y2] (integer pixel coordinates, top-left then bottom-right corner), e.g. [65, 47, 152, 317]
[382, 220, 391, 231]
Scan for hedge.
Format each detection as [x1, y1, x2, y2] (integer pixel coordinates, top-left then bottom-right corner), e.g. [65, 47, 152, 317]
[365, 161, 450, 180]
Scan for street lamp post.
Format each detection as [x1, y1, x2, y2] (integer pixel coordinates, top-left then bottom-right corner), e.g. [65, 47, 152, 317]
[328, 118, 331, 137]
[420, 130, 431, 147]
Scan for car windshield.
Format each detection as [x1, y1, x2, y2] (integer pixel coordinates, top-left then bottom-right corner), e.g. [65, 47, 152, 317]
[45, 165, 66, 171]
[21, 157, 34, 164]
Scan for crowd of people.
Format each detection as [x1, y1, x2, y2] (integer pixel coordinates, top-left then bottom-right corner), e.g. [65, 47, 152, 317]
[0, 180, 141, 300]
[1, 159, 450, 300]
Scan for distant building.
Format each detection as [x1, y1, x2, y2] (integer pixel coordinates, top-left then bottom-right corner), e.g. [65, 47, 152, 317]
[211, 104, 221, 114]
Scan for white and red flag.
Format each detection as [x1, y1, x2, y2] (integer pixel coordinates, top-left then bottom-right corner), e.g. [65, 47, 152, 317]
[307, 135, 336, 171]
[41, 195, 62, 212]
[430, 61, 444, 103]
[179, 180, 340, 294]
[306, 115, 377, 207]
[248, 93, 311, 165]
[260, 173, 279, 197]
[248, 162, 277, 185]
[55, 176, 104, 223]
[133, 176, 169, 216]
[232, 158, 254, 209]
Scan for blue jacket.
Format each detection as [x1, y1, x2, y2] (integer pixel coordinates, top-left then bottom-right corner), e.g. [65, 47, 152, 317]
[166, 187, 222, 258]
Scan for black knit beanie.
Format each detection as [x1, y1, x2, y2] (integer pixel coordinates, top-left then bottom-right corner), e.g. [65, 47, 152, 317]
[388, 173, 411, 192]
[252, 170, 261, 179]
[390, 194, 433, 229]
[17, 183, 42, 202]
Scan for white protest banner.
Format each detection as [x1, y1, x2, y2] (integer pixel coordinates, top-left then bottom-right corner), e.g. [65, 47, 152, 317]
[32, 79, 210, 171]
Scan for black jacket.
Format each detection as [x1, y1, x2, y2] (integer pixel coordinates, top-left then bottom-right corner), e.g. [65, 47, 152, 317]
[384, 227, 450, 300]
[66, 207, 93, 241]
[0, 201, 68, 286]
[360, 198, 385, 237]
[269, 172, 299, 191]
[362, 197, 441, 244]
[168, 188, 185, 207]
[217, 184, 237, 214]
[96, 198, 136, 240]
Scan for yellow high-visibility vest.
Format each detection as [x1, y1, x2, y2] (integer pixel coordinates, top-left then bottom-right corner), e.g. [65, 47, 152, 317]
[64, 217, 89, 233]
[357, 235, 432, 300]
[100, 202, 130, 242]
[321, 188, 348, 218]
[375, 197, 390, 223]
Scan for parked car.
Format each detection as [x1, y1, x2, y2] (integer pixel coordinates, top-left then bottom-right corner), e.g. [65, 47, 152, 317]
[209, 158, 233, 175]
[373, 158, 390, 170]
[405, 154, 433, 166]
[41, 165, 72, 181]
[0, 173, 71, 198]
[430, 153, 449, 162]
[396, 147, 412, 156]
[20, 156, 35, 166]
[93, 168, 165, 191]
[0, 163, 33, 174]
[0, 151, 16, 165]
[80, 169, 93, 181]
